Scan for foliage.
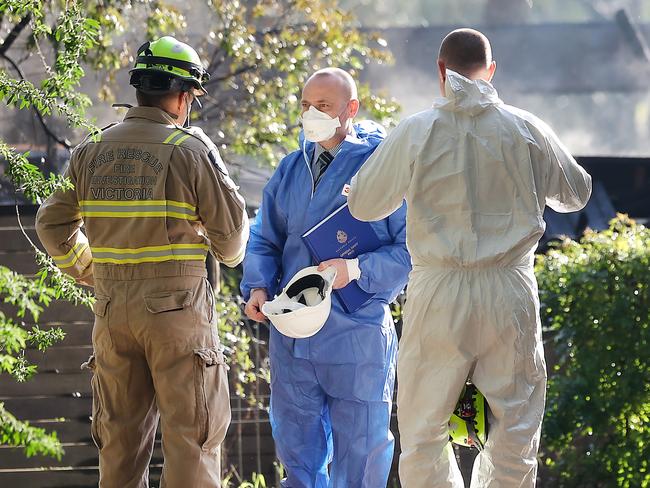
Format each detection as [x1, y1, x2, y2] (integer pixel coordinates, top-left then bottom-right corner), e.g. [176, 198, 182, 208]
[0, 0, 99, 460]
[195, 0, 398, 164]
[218, 267, 270, 410]
[222, 471, 267, 488]
[216, 293, 270, 409]
[0, 273, 69, 454]
[536, 215, 650, 487]
[0, 145, 72, 203]
[0, 402, 63, 459]
[0, 0, 184, 150]
[222, 461, 286, 487]
[2, 0, 397, 166]
[0, 258, 89, 383]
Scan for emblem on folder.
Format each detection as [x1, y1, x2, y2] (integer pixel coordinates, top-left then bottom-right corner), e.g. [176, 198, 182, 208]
[302, 203, 381, 313]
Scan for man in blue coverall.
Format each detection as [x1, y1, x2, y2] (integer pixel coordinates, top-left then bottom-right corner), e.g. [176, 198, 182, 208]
[241, 68, 411, 488]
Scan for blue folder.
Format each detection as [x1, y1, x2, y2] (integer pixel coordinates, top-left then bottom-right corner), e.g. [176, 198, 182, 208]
[302, 203, 381, 313]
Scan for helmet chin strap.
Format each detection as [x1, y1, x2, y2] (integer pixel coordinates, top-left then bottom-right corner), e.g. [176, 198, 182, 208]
[184, 104, 191, 128]
[183, 93, 193, 128]
[164, 93, 190, 126]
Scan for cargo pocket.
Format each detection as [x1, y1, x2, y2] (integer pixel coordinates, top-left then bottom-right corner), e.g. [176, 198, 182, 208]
[194, 347, 231, 454]
[81, 354, 104, 450]
[144, 290, 193, 314]
[91, 295, 111, 347]
[145, 290, 197, 341]
[93, 296, 110, 317]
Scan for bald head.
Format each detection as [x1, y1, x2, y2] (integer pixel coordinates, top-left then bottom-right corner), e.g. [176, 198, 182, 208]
[305, 67, 358, 101]
[438, 28, 493, 78]
[300, 67, 360, 149]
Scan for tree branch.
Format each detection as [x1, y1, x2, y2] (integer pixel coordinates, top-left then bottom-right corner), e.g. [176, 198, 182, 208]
[0, 15, 32, 56]
[0, 52, 71, 149]
[205, 64, 257, 85]
[207, 46, 227, 74]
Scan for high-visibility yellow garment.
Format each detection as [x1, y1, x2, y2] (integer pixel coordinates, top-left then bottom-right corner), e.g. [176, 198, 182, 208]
[36, 106, 249, 283]
[35, 106, 247, 486]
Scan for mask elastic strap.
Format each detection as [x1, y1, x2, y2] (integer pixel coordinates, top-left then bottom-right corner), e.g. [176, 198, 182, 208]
[183, 94, 192, 128]
[302, 138, 311, 165]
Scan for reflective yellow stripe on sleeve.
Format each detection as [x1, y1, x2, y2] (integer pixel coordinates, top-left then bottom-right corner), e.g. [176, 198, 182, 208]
[173, 134, 192, 146]
[163, 130, 184, 144]
[163, 129, 194, 146]
[79, 200, 198, 220]
[53, 241, 89, 269]
[91, 243, 209, 264]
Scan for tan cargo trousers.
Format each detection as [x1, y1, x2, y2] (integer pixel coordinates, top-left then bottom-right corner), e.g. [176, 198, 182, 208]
[82, 262, 231, 488]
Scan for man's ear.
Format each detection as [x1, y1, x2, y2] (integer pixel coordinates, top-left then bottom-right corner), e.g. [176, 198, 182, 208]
[437, 59, 448, 95]
[437, 59, 447, 84]
[176, 91, 186, 111]
[487, 60, 497, 81]
[348, 99, 360, 119]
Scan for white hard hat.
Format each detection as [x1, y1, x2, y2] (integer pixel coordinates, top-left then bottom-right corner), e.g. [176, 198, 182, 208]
[262, 266, 337, 339]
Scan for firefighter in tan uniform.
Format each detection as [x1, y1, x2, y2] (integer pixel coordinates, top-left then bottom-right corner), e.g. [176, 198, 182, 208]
[35, 36, 249, 488]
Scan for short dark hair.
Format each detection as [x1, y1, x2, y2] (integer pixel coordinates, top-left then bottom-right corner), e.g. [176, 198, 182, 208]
[132, 71, 186, 108]
[438, 28, 492, 77]
[135, 89, 176, 108]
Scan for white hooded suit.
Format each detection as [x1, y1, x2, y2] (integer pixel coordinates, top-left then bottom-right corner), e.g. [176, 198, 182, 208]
[348, 71, 592, 487]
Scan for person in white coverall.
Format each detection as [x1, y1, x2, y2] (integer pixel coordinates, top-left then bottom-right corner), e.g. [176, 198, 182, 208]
[348, 28, 592, 487]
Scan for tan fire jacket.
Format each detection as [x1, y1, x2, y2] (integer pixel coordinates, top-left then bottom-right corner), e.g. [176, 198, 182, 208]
[36, 106, 249, 284]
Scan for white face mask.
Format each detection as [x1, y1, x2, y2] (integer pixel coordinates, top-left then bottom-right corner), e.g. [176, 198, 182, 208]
[299, 105, 342, 143]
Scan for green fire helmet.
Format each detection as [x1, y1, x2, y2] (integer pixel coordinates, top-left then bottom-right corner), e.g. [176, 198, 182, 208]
[129, 36, 210, 95]
[448, 382, 488, 451]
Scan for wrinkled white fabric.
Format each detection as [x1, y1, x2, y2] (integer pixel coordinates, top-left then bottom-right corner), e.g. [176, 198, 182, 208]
[349, 70, 592, 488]
[346, 257, 362, 281]
[263, 298, 307, 314]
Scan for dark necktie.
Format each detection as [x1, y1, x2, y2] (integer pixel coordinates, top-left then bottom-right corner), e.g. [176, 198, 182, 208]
[314, 150, 333, 187]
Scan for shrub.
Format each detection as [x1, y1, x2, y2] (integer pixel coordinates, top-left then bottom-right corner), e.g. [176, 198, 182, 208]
[536, 215, 650, 487]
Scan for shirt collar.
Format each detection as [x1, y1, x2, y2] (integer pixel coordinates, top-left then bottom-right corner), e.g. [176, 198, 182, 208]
[313, 126, 358, 159]
[316, 139, 344, 158]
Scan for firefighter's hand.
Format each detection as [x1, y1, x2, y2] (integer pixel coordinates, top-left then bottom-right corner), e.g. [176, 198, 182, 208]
[245, 288, 268, 323]
[318, 258, 351, 290]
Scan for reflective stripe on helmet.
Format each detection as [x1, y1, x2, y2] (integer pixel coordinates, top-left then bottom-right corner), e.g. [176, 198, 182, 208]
[134, 55, 207, 81]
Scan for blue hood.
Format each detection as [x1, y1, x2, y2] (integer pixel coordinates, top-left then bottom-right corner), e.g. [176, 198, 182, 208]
[351, 119, 387, 147]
